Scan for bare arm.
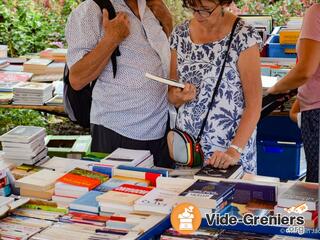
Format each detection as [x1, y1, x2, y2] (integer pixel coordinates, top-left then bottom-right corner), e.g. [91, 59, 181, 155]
[268, 39, 320, 94]
[232, 44, 262, 150]
[147, 0, 173, 37]
[168, 50, 196, 107]
[208, 44, 262, 168]
[69, 10, 130, 91]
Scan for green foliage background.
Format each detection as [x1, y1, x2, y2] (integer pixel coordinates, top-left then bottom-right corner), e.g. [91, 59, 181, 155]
[0, 0, 318, 135]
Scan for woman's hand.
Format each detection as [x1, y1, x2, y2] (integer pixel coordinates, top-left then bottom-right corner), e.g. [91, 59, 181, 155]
[169, 83, 197, 107]
[206, 147, 241, 169]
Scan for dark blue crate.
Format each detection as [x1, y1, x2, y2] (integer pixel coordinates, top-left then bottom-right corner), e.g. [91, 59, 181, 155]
[257, 116, 306, 180]
[267, 35, 297, 58]
[257, 140, 305, 180]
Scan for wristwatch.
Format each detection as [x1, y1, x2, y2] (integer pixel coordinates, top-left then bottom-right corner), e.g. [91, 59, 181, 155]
[230, 144, 243, 154]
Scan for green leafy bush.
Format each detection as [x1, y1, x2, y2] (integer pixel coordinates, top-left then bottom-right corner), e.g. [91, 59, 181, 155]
[0, 0, 81, 57]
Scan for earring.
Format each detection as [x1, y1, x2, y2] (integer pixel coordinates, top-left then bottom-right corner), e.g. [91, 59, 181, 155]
[221, 7, 225, 17]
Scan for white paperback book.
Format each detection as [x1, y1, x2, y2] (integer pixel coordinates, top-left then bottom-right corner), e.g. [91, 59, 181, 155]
[145, 73, 185, 88]
[134, 188, 178, 214]
[0, 126, 46, 143]
[102, 148, 151, 166]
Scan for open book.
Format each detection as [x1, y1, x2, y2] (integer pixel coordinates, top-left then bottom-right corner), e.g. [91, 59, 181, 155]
[145, 73, 185, 88]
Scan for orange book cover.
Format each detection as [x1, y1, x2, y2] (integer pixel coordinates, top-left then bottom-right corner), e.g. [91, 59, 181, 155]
[58, 173, 101, 190]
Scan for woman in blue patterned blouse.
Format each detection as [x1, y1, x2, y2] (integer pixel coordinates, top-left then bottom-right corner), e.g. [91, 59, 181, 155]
[168, 0, 262, 173]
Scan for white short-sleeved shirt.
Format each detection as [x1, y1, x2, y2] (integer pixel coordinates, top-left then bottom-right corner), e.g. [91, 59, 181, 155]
[65, 0, 170, 140]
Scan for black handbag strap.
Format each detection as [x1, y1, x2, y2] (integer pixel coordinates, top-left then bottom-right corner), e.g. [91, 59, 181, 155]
[93, 0, 121, 79]
[196, 17, 240, 143]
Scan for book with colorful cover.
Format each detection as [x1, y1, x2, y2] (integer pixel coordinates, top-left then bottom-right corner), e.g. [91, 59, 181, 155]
[69, 190, 103, 214]
[58, 173, 102, 190]
[113, 168, 160, 186]
[69, 168, 108, 183]
[94, 176, 149, 192]
[0, 71, 33, 82]
[117, 165, 169, 177]
[178, 180, 236, 208]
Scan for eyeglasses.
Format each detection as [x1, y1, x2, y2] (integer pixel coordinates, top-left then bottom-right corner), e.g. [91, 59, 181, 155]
[190, 5, 219, 17]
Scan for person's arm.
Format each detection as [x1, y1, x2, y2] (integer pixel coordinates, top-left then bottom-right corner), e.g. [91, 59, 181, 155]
[168, 50, 196, 107]
[147, 0, 173, 37]
[208, 44, 262, 168]
[289, 99, 300, 123]
[69, 10, 130, 91]
[267, 39, 320, 94]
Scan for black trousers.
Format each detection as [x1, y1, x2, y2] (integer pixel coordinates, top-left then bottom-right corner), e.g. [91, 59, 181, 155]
[90, 124, 175, 168]
[301, 108, 320, 183]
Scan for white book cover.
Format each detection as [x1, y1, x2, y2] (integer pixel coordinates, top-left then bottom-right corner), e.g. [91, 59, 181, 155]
[102, 148, 151, 166]
[13, 82, 53, 93]
[0, 126, 46, 143]
[24, 58, 52, 66]
[15, 169, 64, 191]
[145, 73, 185, 88]
[134, 188, 177, 214]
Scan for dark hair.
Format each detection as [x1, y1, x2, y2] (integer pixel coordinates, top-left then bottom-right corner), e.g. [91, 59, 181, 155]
[182, 0, 233, 8]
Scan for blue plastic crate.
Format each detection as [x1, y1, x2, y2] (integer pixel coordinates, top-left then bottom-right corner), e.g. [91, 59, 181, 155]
[267, 35, 297, 58]
[257, 116, 306, 180]
[257, 140, 306, 180]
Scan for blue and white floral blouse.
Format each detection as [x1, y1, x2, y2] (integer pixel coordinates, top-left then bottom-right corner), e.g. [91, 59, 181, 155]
[170, 19, 262, 173]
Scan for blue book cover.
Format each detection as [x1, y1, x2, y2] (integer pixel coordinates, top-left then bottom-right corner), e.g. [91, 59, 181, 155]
[69, 190, 102, 214]
[117, 165, 169, 177]
[179, 180, 235, 201]
[94, 177, 149, 192]
[0, 185, 11, 197]
[225, 182, 276, 204]
[92, 165, 113, 178]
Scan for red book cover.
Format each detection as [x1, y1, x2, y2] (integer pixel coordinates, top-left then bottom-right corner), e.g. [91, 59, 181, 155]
[58, 173, 101, 190]
[145, 172, 161, 186]
[112, 184, 152, 196]
[0, 176, 7, 188]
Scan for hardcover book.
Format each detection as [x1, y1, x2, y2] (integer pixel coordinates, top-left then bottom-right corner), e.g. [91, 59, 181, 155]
[178, 180, 235, 208]
[194, 164, 243, 181]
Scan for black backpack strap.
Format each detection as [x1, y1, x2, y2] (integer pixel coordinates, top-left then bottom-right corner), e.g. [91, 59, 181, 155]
[93, 0, 120, 78]
[196, 17, 241, 143]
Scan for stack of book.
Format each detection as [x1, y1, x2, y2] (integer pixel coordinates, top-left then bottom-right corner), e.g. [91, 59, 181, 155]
[0, 71, 33, 104]
[102, 148, 154, 168]
[23, 58, 52, 74]
[176, 180, 236, 216]
[0, 59, 9, 69]
[53, 168, 108, 208]
[13, 82, 53, 105]
[133, 188, 178, 215]
[23, 58, 65, 75]
[0, 215, 53, 240]
[0, 126, 48, 165]
[15, 169, 64, 200]
[39, 48, 67, 62]
[0, 196, 29, 218]
[277, 182, 318, 228]
[97, 184, 152, 214]
[68, 190, 103, 215]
